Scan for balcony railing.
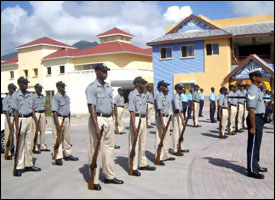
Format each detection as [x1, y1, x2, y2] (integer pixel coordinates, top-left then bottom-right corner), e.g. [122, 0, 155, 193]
[232, 55, 274, 65]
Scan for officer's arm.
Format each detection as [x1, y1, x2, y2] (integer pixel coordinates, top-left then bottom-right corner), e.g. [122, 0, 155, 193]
[53, 112, 61, 132]
[130, 111, 137, 134]
[159, 109, 165, 130]
[14, 109, 19, 135]
[248, 108, 256, 134]
[32, 109, 38, 125]
[88, 104, 100, 134]
[5, 111, 12, 129]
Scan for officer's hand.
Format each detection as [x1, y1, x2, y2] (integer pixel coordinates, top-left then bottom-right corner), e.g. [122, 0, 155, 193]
[96, 128, 101, 140]
[115, 120, 118, 126]
[162, 125, 166, 133]
[57, 126, 62, 134]
[133, 129, 139, 138]
[182, 121, 185, 127]
[9, 124, 14, 131]
[250, 127, 256, 134]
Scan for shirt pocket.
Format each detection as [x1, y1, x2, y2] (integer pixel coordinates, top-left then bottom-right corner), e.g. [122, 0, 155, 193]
[60, 99, 66, 106]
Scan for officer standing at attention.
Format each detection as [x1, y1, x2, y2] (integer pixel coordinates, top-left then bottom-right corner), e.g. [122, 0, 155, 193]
[192, 85, 201, 127]
[181, 88, 188, 120]
[3, 83, 17, 160]
[227, 84, 238, 135]
[246, 68, 267, 179]
[216, 91, 222, 121]
[85, 63, 124, 190]
[218, 87, 229, 139]
[199, 88, 204, 117]
[32, 84, 50, 153]
[51, 81, 79, 166]
[128, 77, 156, 176]
[155, 81, 174, 165]
[187, 89, 193, 119]
[209, 87, 217, 123]
[114, 88, 125, 134]
[235, 83, 245, 133]
[11, 77, 41, 176]
[172, 84, 185, 156]
[146, 85, 154, 128]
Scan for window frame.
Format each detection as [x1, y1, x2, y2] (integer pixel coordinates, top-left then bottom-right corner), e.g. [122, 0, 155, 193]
[206, 43, 219, 56]
[159, 46, 173, 60]
[33, 68, 38, 78]
[10, 71, 14, 79]
[24, 69, 28, 77]
[47, 67, 52, 76]
[180, 44, 195, 59]
[59, 65, 65, 74]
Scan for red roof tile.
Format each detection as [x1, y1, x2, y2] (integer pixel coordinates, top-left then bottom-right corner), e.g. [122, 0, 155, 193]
[15, 37, 74, 49]
[97, 27, 134, 37]
[43, 42, 152, 60]
[1, 56, 18, 65]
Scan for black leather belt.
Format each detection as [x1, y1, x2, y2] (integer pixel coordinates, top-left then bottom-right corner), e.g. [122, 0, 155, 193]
[35, 110, 45, 113]
[135, 114, 146, 118]
[238, 103, 244, 105]
[194, 101, 200, 103]
[19, 113, 32, 118]
[231, 104, 237, 107]
[97, 113, 112, 118]
[57, 114, 69, 118]
[222, 107, 227, 109]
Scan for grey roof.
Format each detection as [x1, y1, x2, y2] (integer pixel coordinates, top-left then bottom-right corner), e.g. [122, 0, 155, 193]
[221, 21, 274, 36]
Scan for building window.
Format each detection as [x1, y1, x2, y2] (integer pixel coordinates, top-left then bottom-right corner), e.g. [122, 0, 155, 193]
[181, 45, 194, 58]
[47, 67, 51, 75]
[110, 36, 115, 41]
[24, 70, 28, 77]
[75, 63, 103, 71]
[10, 71, 14, 79]
[160, 47, 172, 60]
[46, 90, 55, 99]
[60, 66, 65, 74]
[206, 43, 219, 55]
[121, 36, 124, 40]
[33, 68, 38, 77]
[104, 37, 107, 42]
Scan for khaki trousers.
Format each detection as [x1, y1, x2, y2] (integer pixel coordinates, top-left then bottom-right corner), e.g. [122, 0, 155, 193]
[220, 109, 228, 137]
[155, 116, 170, 160]
[117, 107, 125, 133]
[129, 117, 148, 170]
[172, 113, 184, 153]
[193, 102, 200, 126]
[17, 117, 34, 170]
[237, 104, 244, 130]
[230, 106, 237, 132]
[146, 103, 154, 126]
[52, 116, 72, 160]
[4, 116, 15, 157]
[88, 116, 115, 184]
[32, 113, 47, 151]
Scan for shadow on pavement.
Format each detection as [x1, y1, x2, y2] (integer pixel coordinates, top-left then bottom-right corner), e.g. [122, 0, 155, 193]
[145, 151, 155, 164]
[209, 130, 219, 134]
[203, 157, 247, 176]
[79, 164, 105, 183]
[115, 156, 129, 173]
[201, 133, 220, 138]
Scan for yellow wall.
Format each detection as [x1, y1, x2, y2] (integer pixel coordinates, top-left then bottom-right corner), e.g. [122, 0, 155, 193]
[1, 64, 19, 93]
[173, 38, 231, 95]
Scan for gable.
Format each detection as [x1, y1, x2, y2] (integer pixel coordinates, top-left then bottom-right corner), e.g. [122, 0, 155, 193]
[176, 18, 212, 33]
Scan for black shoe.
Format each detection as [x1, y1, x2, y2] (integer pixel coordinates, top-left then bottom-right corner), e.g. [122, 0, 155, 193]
[14, 169, 23, 177]
[132, 170, 141, 177]
[211, 120, 217, 123]
[104, 177, 124, 184]
[33, 150, 41, 154]
[93, 184, 101, 191]
[138, 165, 156, 171]
[231, 132, 237, 135]
[56, 159, 63, 166]
[40, 149, 51, 152]
[114, 145, 120, 149]
[258, 167, 268, 172]
[164, 157, 175, 161]
[199, 115, 204, 117]
[173, 152, 184, 156]
[64, 155, 79, 161]
[247, 171, 264, 179]
[25, 166, 41, 172]
[158, 160, 165, 166]
[6, 155, 12, 160]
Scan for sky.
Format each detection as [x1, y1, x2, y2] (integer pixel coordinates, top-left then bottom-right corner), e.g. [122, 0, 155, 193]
[1, 1, 274, 55]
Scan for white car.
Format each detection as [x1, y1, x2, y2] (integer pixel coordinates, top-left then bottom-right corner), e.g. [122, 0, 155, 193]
[1, 96, 6, 153]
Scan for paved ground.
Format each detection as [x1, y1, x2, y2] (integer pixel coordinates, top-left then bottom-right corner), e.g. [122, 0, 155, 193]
[1, 111, 274, 199]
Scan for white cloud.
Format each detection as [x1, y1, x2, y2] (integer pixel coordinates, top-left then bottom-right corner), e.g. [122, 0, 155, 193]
[230, 1, 274, 16]
[163, 6, 193, 23]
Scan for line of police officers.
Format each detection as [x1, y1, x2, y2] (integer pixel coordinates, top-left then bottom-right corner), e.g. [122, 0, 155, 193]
[3, 64, 269, 190]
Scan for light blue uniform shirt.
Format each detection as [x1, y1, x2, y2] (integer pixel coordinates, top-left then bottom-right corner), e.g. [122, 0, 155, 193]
[199, 93, 204, 101]
[181, 93, 188, 102]
[187, 93, 193, 101]
[209, 92, 216, 101]
[216, 94, 221, 101]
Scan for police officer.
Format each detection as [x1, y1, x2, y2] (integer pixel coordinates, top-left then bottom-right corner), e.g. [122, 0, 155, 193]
[51, 81, 79, 166]
[235, 83, 245, 133]
[155, 81, 174, 165]
[199, 88, 204, 117]
[12, 77, 41, 176]
[86, 63, 123, 190]
[246, 68, 267, 179]
[181, 88, 188, 120]
[216, 91, 222, 121]
[146, 85, 154, 128]
[128, 76, 156, 176]
[192, 85, 201, 127]
[3, 83, 17, 160]
[172, 84, 185, 156]
[32, 84, 50, 153]
[243, 84, 249, 129]
[218, 87, 228, 139]
[187, 89, 193, 119]
[209, 87, 217, 123]
[227, 84, 237, 135]
[114, 88, 125, 134]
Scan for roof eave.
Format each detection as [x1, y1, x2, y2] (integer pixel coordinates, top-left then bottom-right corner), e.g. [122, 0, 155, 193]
[1, 62, 18, 67]
[15, 43, 75, 50]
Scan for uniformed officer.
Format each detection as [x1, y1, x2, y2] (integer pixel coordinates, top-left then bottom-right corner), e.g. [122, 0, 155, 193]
[199, 88, 204, 117]
[32, 84, 50, 153]
[181, 88, 188, 120]
[218, 87, 229, 139]
[172, 84, 185, 156]
[243, 84, 249, 129]
[227, 84, 237, 135]
[3, 83, 17, 160]
[12, 77, 41, 176]
[155, 81, 175, 165]
[216, 92, 221, 121]
[209, 87, 217, 123]
[146, 85, 154, 128]
[128, 76, 156, 176]
[86, 63, 123, 190]
[235, 83, 245, 133]
[154, 81, 164, 122]
[246, 68, 267, 179]
[51, 81, 79, 166]
[192, 85, 201, 127]
[114, 88, 125, 134]
[187, 89, 193, 119]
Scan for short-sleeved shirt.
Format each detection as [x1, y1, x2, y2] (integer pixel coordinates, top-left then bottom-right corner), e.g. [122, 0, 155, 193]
[181, 93, 188, 102]
[32, 93, 46, 111]
[114, 94, 124, 107]
[218, 94, 228, 108]
[172, 93, 182, 112]
[187, 93, 193, 101]
[235, 89, 245, 104]
[216, 94, 221, 101]
[51, 92, 70, 116]
[199, 93, 204, 101]
[209, 92, 216, 101]
[192, 91, 200, 103]
[85, 79, 113, 115]
[128, 88, 147, 115]
[3, 94, 14, 115]
[156, 92, 170, 115]
[227, 91, 237, 105]
[242, 90, 247, 102]
[246, 84, 265, 114]
[11, 90, 33, 115]
[146, 91, 154, 103]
